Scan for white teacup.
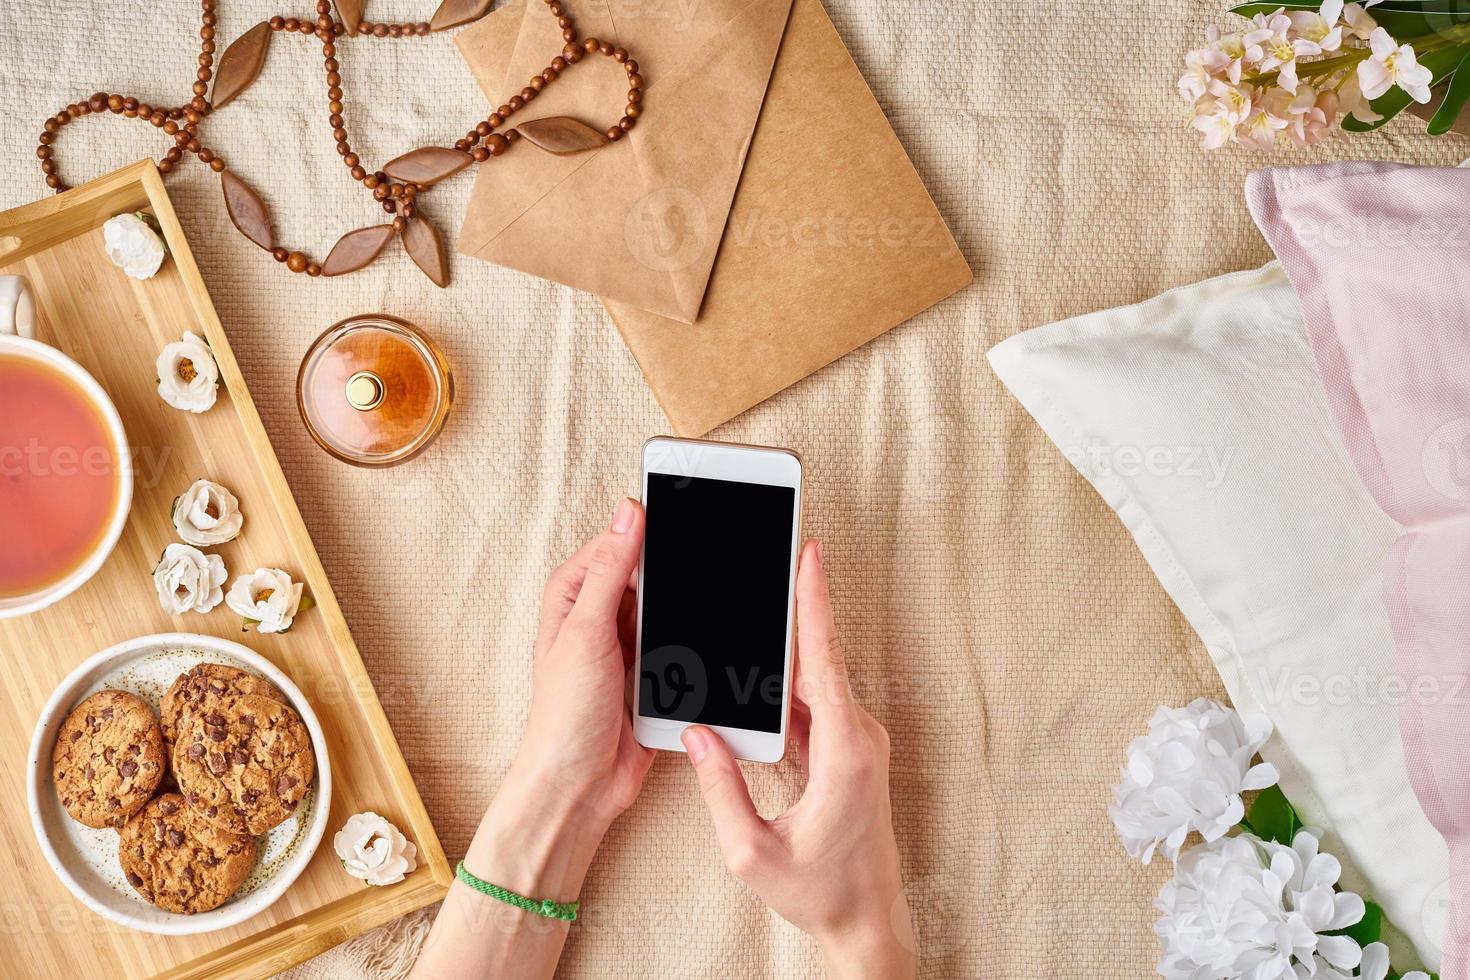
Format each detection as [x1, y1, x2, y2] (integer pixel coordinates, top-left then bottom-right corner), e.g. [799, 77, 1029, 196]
[0, 276, 133, 619]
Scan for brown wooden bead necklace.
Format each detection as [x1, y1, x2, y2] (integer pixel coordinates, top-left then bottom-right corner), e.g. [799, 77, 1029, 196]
[35, 0, 644, 286]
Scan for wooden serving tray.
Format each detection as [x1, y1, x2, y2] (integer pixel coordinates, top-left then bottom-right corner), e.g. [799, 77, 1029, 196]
[0, 160, 451, 978]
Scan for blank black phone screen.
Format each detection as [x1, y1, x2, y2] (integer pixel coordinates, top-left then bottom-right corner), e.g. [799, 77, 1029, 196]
[639, 473, 796, 733]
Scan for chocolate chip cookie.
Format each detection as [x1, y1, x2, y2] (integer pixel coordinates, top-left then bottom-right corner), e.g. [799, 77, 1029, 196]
[172, 693, 314, 836]
[118, 792, 256, 914]
[160, 663, 284, 748]
[52, 690, 166, 829]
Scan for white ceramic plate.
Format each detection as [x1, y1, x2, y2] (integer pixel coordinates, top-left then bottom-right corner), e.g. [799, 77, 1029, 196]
[27, 633, 332, 935]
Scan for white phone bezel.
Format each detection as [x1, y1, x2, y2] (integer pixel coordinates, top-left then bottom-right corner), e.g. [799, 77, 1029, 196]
[634, 436, 802, 763]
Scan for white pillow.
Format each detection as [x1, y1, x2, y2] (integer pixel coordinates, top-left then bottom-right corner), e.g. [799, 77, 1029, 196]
[988, 263, 1447, 970]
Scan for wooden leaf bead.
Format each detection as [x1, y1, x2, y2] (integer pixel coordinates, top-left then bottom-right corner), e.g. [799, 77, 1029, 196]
[382, 146, 473, 185]
[402, 214, 449, 288]
[515, 116, 609, 155]
[320, 225, 395, 276]
[211, 21, 271, 110]
[334, 0, 364, 36]
[428, 0, 495, 32]
[220, 170, 273, 250]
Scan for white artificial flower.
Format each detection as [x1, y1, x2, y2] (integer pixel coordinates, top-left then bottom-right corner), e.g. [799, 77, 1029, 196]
[1192, 109, 1238, 150]
[1239, 89, 1294, 147]
[334, 811, 417, 886]
[1208, 27, 1252, 82]
[102, 212, 166, 280]
[0, 274, 35, 339]
[1285, 86, 1341, 146]
[1339, 71, 1385, 124]
[226, 567, 304, 634]
[153, 543, 226, 615]
[1156, 830, 1368, 980]
[1342, 2, 1379, 42]
[1109, 698, 1278, 864]
[1289, 0, 1345, 57]
[1247, 10, 1301, 93]
[155, 330, 219, 413]
[1180, 46, 1230, 103]
[1207, 77, 1256, 125]
[1358, 28, 1433, 103]
[1359, 941, 1430, 980]
[173, 478, 244, 546]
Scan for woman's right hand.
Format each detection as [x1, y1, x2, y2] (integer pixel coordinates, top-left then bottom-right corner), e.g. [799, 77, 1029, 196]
[680, 540, 917, 979]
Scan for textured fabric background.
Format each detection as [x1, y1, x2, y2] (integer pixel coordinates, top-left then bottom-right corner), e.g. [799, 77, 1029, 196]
[1, 0, 1464, 977]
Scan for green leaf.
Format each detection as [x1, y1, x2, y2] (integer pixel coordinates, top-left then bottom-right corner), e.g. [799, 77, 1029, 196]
[1244, 784, 1301, 845]
[1229, 2, 1470, 39]
[1328, 899, 1382, 946]
[1371, 8, 1470, 40]
[1230, 2, 1332, 11]
[1373, 0, 1470, 11]
[1429, 48, 1470, 132]
[298, 592, 316, 613]
[1343, 43, 1470, 131]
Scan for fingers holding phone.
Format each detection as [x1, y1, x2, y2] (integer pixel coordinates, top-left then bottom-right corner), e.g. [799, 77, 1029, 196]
[681, 540, 916, 979]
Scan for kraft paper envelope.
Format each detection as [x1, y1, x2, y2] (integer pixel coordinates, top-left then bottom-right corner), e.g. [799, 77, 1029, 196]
[456, 0, 793, 324]
[457, 0, 973, 435]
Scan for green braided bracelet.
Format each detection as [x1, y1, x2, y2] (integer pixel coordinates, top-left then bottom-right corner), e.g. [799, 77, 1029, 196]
[455, 861, 580, 922]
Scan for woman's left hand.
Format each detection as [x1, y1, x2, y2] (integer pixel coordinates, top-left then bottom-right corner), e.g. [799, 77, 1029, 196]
[412, 498, 654, 980]
[514, 495, 654, 824]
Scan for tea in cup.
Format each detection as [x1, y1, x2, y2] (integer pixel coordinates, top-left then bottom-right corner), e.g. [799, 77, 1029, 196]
[0, 283, 132, 618]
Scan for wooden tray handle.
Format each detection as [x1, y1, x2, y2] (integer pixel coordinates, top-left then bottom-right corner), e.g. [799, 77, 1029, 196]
[0, 160, 154, 266]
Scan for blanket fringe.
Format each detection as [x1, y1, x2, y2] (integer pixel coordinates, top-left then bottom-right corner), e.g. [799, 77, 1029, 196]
[279, 904, 438, 980]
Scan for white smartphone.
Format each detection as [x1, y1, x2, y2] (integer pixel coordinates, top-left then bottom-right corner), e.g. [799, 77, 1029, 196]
[634, 436, 803, 763]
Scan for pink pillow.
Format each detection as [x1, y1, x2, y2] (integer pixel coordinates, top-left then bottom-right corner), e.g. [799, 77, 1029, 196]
[1249, 161, 1470, 976]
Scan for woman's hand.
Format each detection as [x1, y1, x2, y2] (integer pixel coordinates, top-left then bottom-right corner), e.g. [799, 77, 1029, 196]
[681, 540, 917, 979]
[515, 495, 654, 824]
[412, 499, 653, 980]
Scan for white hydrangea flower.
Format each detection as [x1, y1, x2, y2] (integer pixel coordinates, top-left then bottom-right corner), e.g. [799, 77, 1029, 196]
[1109, 698, 1278, 863]
[334, 811, 417, 886]
[1156, 830, 1368, 979]
[103, 212, 166, 280]
[152, 543, 226, 615]
[173, 478, 244, 546]
[1359, 941, 1430, 980]
[226, 567, 303, 634]
[156, 330, 219, 413]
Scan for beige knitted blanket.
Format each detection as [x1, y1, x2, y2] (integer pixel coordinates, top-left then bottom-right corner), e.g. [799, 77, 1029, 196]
[1, 0, 1464, 976]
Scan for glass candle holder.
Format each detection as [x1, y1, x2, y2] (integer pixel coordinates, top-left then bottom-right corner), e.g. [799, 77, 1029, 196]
[296, 314, 453, 468]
